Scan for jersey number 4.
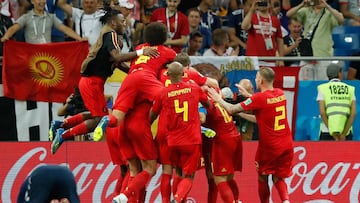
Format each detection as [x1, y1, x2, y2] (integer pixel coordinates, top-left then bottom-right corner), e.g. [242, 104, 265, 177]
[174, 99, 189, 122]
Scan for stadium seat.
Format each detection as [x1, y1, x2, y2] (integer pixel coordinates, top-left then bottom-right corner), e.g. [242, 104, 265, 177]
[332, 26, 360, 52]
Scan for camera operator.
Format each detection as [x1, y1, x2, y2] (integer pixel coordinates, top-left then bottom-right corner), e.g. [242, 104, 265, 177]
[286, 0, 344, 80]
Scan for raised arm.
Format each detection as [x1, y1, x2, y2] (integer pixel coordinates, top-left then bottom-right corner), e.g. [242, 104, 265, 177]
[241, 0, 256, 30]
[208, 88, 244, 114]
[57, 0, 73, 17]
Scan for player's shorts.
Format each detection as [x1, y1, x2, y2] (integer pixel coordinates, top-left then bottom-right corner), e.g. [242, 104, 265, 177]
[105, 125, 128, 166]
[113, 69, 163, 113]
[212, 136, 243, 176]
[122, 102, 158, 160]
[255, 147, 293, 178]
[169, 144, 201, 176]
[78, 76, 108, 117]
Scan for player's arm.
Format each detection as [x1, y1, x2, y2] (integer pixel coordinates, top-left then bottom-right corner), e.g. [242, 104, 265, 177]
[238, 112, 257, 123]
[110, 47, 158, 63]
[341, 99, 356, 138]
[204, 77, 219, 89]
[208, 88, 243, 114]
[318, 100, 328, 128]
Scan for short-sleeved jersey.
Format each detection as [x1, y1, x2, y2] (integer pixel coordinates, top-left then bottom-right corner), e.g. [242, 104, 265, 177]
[204, 100, 240, 140]
[240, 88, 293, 150]
[82, 31, 120, 79]
[152, 81, 208, 146]
[159, 68, 207, 87]
[245, 13, 282, 57]
[150, 8, 190, 53]
[129, 43, 177, 78]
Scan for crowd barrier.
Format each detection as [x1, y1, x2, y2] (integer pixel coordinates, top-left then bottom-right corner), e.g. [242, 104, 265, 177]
[1, 141, 360, 203]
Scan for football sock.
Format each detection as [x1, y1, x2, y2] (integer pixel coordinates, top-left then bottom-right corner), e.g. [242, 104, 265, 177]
[120, 173, 131, 193]
[123, 171, 151, 200]
[217, 181, 234, 203]
[172, 175, 182, 196]
[274, 179, 289, 202]
[61, 122, 88, 140]
[258, 179, 270, 203]
[173, 178, 192, 203]
[108, 114, 118, 127]
[208, 178, 218, 203]
[228, 179, 239, 200]
[161, 173, 172, 202]
[62, 113, 84, 128]
[115, 173, 124, 195]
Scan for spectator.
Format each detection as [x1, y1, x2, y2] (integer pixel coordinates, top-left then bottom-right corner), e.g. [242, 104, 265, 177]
[197, 0, 222, 32]
[287, 0, 344, 80]
[339, 0, 360, 26]
[317, 62, 356, 140]
[0, 0, 83, 44]
[57, 0, 105, 47]
[227, 0, 250, 55]
[347, 52, 360, 80]
[17, 165, 79, 203]
[177, 0, 201, 14]
[187, 7, 212, 53]
[0, 0, 13, 55]
[47, 0, 72, 42]
[150, 0, 189, 53]
[283, 17, 302, 66]
[203, 28, 239, 56]
[140, 0, 159, 25]
[242, 0, 285, 66]
[270, 0, 290, 37]
[181, 31, 204, 56]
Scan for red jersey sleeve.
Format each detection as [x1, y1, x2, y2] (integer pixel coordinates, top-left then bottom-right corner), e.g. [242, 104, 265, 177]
[151, 92, 163, 115]
[185, 69, 207, 86]
[240, 93, 264, 111]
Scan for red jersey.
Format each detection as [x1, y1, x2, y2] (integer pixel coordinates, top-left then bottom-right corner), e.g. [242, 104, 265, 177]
[245, 13, 282, 57]
[240, 88, 293, 151]
[129, 43, 177, 78]
[159, 68, 207, 87]
[150, 8, 190, 53]
[204, 100, 240, 140]
[152, 81, 208, 146]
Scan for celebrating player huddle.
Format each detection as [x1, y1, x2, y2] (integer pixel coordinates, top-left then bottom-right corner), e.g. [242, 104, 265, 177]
[48, 13, 294, 202]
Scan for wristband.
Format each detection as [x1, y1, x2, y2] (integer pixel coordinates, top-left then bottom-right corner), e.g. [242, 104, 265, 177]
[136, 49, 144, 56]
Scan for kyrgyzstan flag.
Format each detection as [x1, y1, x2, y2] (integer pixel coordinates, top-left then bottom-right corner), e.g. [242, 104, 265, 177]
[2, 41, 89, 102]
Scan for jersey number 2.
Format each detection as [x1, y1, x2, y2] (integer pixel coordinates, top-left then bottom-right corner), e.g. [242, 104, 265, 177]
[174, 99, 189, 122]
[274, 105, 285, 131]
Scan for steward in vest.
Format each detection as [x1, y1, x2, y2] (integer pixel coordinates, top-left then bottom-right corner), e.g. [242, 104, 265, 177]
[317, 63, 357, 141]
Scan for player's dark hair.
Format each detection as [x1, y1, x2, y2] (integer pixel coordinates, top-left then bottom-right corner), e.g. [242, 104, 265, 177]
[144, 22, 167, 46]
[100, 7, 121, 25]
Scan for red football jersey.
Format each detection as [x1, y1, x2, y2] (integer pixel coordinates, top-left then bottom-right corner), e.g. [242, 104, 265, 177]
[204, 100, 240, 140]
[152, 82, 208, 146]
[129, 43, 177, 77]
[240, 88, 293, 151]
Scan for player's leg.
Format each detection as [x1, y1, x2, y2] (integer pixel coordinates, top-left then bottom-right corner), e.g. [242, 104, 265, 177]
[258, 175, 270, 203]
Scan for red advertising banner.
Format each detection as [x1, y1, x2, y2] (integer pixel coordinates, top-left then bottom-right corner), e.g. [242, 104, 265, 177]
[1, 141, 359, 202]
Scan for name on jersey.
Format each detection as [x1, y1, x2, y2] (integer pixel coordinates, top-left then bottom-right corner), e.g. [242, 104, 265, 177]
[267, 95, 286, 104]
[168, 88, 192, 97]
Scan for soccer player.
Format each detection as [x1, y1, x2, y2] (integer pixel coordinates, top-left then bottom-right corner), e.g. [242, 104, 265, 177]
[17, 165, 79, 203]
[208, 67, 293, 203]
[156, 53, 218, 202]
[150, 61, 211, 203]
[49, 9, 159, 154]
[104, 22, 177, 203]
[203, 89, 243, 203]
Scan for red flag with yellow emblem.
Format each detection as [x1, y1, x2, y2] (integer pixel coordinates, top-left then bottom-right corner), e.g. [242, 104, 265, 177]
[2, 41, 89, 102]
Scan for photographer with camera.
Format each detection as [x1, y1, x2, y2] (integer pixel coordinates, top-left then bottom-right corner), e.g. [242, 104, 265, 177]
[241, 0, 285, 67]
[286, 0, 344, 80]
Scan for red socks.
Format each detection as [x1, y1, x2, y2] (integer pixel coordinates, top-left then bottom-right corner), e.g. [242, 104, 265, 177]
[217, 181, 234, 203]
[62, 114, 84, 129]
[161, 174, 172, 202]
[61, 122, 88, 140]
[172, 175, 182, 197]
[258, 179, 270, 203]
[228, 179, 239, 200]
[173, 178, 192, 203]
[208, 178, 218, 203]
[123, 171, 151, 200]
[274, 179, 289, 202]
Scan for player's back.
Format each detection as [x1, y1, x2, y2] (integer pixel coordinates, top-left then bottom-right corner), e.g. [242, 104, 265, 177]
[251, 88, 292, 149]
[130, 43, 177, 77]
[162, 82, 207, 146]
